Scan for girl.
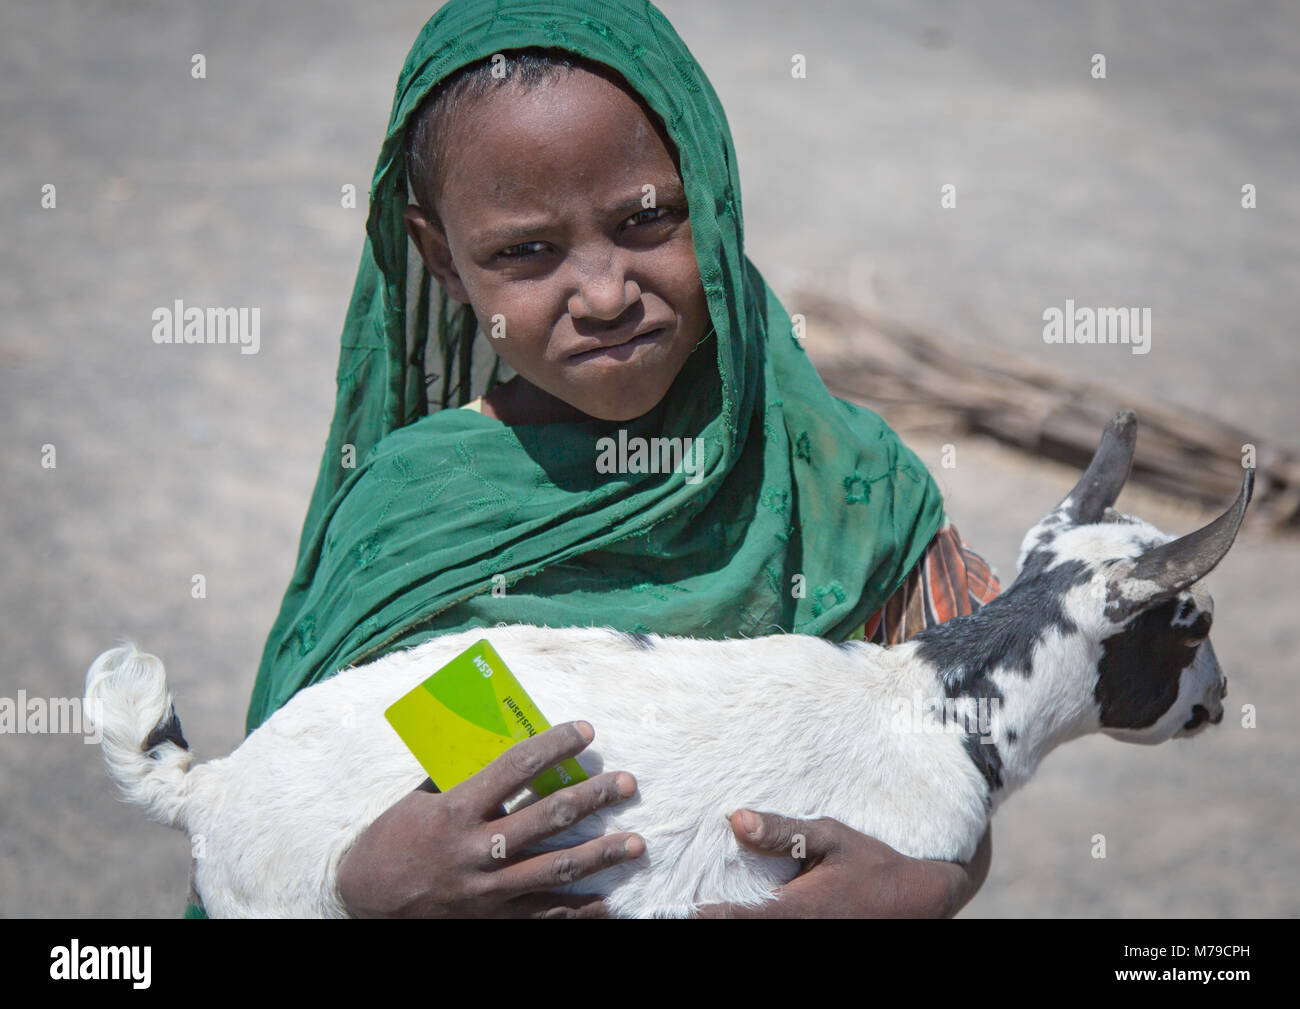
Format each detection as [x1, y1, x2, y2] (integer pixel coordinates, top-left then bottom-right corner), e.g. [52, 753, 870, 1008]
[210, 0, 999, 918]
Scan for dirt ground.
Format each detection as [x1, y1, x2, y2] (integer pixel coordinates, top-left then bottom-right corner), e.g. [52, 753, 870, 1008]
[2, 0, 1296, 917]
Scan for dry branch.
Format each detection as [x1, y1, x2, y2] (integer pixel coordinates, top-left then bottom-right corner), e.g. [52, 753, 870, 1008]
[795, 291, 1299, 531]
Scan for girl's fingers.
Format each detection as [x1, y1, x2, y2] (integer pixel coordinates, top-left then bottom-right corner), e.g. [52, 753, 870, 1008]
[726, 809, 842, 857]
[489, 832, 646, 899]
[486, 769, 637, 857]
[451, 721, 596, 817]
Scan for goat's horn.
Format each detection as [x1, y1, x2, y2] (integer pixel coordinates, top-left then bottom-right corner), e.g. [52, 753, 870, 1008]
[1127, 466, 1255, 592]
[1061, 410, 1137, 524]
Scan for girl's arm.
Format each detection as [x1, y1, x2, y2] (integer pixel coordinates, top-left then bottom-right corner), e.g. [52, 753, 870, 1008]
[336, 725, 989, 917]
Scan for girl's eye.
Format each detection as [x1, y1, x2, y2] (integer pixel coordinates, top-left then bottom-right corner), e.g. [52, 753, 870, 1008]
[625, 206, 671, 227]
[500, 242, 547, 259]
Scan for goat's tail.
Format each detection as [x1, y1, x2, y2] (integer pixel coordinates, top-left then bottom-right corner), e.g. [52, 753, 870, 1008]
[84, 642, 193, 831]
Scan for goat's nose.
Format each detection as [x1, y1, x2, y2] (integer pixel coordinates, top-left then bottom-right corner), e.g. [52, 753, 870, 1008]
[1205, 684, 1225, 724]
[1220, 676, 1228, 700]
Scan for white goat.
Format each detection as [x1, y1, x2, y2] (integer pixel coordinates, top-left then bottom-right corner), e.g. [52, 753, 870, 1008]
[86, 411, 1252, 917]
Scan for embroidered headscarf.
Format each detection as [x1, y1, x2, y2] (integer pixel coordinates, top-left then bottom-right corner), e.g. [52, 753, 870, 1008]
[245, 0, 944, 733]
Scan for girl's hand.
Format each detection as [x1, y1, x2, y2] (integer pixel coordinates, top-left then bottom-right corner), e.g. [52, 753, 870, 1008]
[335, 721, 644, 918]
[695, 811, 992, 918]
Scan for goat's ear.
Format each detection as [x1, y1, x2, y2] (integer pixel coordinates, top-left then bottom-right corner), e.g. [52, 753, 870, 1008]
[1057, 410, 1138, 525]
[1105, 467, 1254, 622]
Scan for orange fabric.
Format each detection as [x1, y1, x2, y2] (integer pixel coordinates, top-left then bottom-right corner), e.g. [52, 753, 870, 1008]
[851, 522, 1002, 645]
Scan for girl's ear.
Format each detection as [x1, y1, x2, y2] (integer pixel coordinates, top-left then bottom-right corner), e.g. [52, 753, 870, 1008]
[403, 205, 471, 304]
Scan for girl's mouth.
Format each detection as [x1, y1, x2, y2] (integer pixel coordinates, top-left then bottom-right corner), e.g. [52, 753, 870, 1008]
[568, 326, 668, 363]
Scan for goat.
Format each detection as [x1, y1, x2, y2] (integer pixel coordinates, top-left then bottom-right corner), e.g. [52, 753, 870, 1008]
[85, 411, 1252, 917]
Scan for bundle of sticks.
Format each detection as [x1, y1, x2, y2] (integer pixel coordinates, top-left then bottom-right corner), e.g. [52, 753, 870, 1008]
[796, 290, 1299, 531]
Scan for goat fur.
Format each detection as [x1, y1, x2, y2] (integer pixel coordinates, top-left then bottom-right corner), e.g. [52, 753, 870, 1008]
[84, 412, 1251, 917]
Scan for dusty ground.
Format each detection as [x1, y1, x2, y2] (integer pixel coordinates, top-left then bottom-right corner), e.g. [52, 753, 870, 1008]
[2, 0, 1296, 917]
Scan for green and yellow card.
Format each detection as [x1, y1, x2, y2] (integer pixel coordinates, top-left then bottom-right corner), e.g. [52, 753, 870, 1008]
[385, 638, 588, 797]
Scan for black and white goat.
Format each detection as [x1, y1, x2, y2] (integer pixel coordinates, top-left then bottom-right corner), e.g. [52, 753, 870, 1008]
[85, 411, 1252, 917]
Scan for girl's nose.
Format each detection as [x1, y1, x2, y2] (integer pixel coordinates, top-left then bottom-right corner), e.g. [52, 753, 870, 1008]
[568, 253, 641, 321]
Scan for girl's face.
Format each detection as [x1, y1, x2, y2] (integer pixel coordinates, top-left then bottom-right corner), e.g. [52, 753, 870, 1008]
[404, 66, 711, 423]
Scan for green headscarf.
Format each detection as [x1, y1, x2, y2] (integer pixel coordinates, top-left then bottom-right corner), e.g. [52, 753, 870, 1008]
[245, 0, 944, 734]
